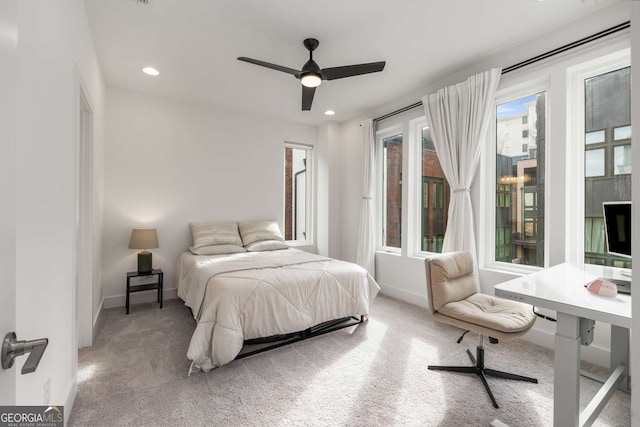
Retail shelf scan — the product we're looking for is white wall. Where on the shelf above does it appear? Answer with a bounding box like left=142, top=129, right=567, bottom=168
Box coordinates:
left=316, top=121, right=342, bottom=258
left=326, top=121, right=345, bottom=260
left=14, top=0, right=105, bottom=416
left=337, top=118, right=365, bottom=264
left=101, top=88, right=318, bottom=307
left=335, top=2, right=631, bottom=367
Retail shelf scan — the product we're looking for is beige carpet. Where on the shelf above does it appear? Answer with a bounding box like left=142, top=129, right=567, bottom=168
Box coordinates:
left=68, top=294, right=630, bottom=426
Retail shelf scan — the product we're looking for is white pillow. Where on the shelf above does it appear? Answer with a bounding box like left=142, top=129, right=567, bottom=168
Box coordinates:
left=189, top=245, right=246, bottom=255
left=244, top=240, right=289, bottom=252
left=190, top=222, right=243, bottom=249
left=238, top=220, right=284, bottom=246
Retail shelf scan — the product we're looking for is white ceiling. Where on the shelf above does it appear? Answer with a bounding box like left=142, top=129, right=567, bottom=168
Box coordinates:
left=85, top=0, right=618, bottom=126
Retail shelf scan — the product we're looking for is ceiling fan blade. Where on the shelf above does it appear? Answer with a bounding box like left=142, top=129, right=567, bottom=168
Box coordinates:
left=302, top=86, right=316, bottom=111
left=322, top=61, right=386, bottom=80
left=237, top=57, right=300, bottom=77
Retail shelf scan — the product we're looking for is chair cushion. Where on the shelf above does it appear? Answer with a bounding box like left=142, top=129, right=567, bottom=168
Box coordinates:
left=429, top=251, right=477, bottom=311
left=437, top=293, right=535, bottom=333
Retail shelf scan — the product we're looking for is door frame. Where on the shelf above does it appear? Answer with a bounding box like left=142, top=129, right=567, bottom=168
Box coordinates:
left=0, top=0, right=18, bottom=406
left=75, top=69, right=95, bottom=349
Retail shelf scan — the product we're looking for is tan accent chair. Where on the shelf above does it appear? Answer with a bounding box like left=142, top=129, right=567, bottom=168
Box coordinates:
left=425, top=251, right=537, bottom=408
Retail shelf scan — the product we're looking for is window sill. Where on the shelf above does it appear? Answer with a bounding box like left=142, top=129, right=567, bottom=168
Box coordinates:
left=410, top=251, right=448, bottom=260
left=482, top=261, right=543, bottom=277
left=375, top=249, right=401, bottom=256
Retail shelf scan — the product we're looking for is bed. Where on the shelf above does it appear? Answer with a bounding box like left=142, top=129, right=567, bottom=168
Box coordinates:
left=176, top=220, right=380, bottom=372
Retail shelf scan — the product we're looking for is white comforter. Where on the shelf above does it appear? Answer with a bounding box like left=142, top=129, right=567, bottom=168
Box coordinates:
left=176, top=248, right=380, bottom=371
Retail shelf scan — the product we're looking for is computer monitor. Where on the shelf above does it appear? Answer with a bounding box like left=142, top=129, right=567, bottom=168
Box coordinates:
left=603, top=201, right=632, bottom=259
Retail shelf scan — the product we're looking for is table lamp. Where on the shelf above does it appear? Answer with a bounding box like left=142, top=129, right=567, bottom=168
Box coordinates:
left=128, top=228, right=159, bottom=273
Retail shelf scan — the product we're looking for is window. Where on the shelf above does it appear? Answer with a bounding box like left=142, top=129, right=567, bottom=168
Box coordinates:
left=381, top=133, right=402, bottom=249
left=584, top=217, right=605, bottom=262
left=283, top=143, right=312, bottom=243
left=585, top=149, right=605, bottom=177
left=485, top=42, right=630, bottom=275
left=522, top=116, right=528, bottom=125
left=495, top=92, right=546, bottom=267
left=375, top=118, right=450, bottom=256
left=421, top=126, right=449, bottom=252
left=583, top=66, right=631, bottom=268
left=614, top=145, right=631, bottom=175
left=586, top=130, right=605, bottom=144
left=614, top=125, right=631, bottom=140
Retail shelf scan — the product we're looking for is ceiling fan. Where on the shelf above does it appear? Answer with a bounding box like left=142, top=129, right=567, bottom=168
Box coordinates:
left=238, top=38, right=386, bottom=111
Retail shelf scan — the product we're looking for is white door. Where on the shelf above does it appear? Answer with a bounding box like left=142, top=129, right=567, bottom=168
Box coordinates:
left=0, top=0, right=18, bottom=405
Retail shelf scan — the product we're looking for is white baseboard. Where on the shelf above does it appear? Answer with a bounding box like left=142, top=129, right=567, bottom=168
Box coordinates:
left=378, top=283, right=428, bottom=309
left=63, top=378, right=77, bottom=426
left=378, top=282, right=611, bottom=368
left=102, top=287, right=178, bottom=309
left=91, top=298, right=104, bottom=345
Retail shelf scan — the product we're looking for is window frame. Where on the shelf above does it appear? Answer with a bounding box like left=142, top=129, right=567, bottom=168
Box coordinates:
left=565, top=49, right=630, bottom=264
left=376, top=125, right=403, bottom=253
left=481, top=79, right=550, bottom=275
left=283, top=142, right=314, bottom=246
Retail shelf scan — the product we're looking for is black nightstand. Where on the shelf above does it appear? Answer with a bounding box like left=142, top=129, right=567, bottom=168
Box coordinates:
left=126, top=269, right=163, bottom=314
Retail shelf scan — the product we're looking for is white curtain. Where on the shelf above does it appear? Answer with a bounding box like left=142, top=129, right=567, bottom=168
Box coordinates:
left=356, top=118, right=376, bottom=277
left=422, top=68, right=501, bottom=273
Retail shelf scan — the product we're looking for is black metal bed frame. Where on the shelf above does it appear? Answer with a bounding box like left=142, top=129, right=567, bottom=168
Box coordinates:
left=235, top=315, right=366, bottom=360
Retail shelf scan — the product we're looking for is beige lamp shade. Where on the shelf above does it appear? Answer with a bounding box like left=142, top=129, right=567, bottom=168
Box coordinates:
left=128, top=228, right=159, bottom=250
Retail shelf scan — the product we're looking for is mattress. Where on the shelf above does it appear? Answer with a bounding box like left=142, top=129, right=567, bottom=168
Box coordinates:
left=176, top=248, right=380, bottom=370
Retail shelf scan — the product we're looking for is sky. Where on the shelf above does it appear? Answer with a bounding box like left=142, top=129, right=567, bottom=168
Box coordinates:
left=497, top=94, right=538, bottom=119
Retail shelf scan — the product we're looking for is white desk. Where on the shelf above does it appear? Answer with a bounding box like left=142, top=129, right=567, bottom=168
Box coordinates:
left=494, top=263, right=631, bottom=427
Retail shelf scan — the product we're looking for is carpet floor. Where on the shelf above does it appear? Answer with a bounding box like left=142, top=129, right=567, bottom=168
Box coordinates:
left=68, top=294, right=630, bottom=426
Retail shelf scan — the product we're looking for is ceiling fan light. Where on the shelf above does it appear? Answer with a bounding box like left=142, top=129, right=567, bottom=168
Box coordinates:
left=301, top=73, right=321, bottom=88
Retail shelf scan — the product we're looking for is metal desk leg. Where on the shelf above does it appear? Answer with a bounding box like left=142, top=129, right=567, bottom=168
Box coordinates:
left=610, top=324, right=630, bottom=392
left=554, top=312, right=581, bottom=427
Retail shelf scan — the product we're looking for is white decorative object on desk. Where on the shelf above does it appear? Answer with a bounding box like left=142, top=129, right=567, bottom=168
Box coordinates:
left=586, top=279, right=618, bottom=297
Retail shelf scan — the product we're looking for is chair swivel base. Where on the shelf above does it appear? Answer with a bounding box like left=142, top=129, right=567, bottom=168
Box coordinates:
left=428, top=345, right=538, bottom=408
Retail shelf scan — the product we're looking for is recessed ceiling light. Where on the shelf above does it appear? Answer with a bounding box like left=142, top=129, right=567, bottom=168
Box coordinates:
left=324, top=110, right=335, bottom=116
left=142, top=67, right=159, bottom=76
